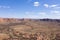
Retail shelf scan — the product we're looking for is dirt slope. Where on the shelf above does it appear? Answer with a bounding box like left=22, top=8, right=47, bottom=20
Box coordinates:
left=0, top=18, right=60, bottom=40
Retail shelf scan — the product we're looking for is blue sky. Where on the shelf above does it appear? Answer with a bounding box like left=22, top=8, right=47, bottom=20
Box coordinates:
left=0, top=0, right=60, bottom=19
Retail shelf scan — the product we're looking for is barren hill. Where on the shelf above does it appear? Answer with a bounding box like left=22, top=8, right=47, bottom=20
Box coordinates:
left=0, top=18, right=60, bottom=40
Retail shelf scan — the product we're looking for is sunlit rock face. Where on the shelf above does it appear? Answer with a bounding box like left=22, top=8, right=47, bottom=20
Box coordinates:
left=0, top=33, right=10, bottom=40
left=0, top=18, right=4, bottom=23
left=0, top=18, right=20, bottom=23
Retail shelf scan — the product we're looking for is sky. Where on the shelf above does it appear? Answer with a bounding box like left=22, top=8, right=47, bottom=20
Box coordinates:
left=0, top=0, right=60, bottom=19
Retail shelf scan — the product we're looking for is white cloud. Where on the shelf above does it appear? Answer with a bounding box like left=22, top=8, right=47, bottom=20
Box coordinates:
left=51, top=11, right=60, bottom=13
left=50, top=11, right=60, bottom=19
left=34, top=2, right=40, bottom=7
left=44, top=4, right=60, bottom=9
left=44, top=4, right=49, bottom=8
left=0, top=6, right=10, bottom=8
left=51, top=10, right=60, bottom=16
left=24, top=11, right=60, bottom=19
left=50, top=5, right=57, bottom=8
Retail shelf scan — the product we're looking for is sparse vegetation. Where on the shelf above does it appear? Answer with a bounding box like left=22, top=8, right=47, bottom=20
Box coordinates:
left=0, top=18, right=60, bottom=40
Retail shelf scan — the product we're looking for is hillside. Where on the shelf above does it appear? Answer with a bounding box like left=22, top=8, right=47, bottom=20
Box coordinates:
left=0, top=18, right=60, bottom=40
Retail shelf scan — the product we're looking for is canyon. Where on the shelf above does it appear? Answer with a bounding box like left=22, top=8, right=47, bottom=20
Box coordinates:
left=0, top=18, right=60, bottom=40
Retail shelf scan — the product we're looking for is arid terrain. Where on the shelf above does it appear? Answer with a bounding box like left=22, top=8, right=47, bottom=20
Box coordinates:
left=0, top=18, right=60, bottom=40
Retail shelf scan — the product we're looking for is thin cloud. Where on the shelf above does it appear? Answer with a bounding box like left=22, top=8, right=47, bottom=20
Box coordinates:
left=44, top=4, right=60, bottom=9
left=50, top=10, right=60, bottom=19
left=0, top=6, right=2, bottom=8
left=51, top=10, right=60, bottom=16
left=38, top=12, right=46, bottom=15
left=0, top=5, right=10, bottom=8
left=34, top=2, right=40, bottom=7
left=50, top=5, right=57, bottom=8
left=56, top=7, right=60, bottom=8
left=27, top=0, right=32, bottom=2
left=25, top=11, right=34, bottom=15
left=25, top=11, right=47, bottom=18
left=51, top=11, right=60, bottom=13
